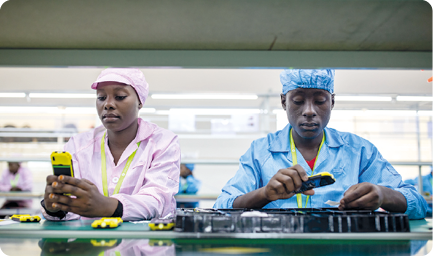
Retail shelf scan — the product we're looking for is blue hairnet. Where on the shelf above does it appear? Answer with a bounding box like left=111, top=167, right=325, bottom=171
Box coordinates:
left=185, top=164, right=195, bottom=171
left=280, top=69, right=335, bottom=95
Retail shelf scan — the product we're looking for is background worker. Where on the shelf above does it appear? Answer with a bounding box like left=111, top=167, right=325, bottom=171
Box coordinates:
left=177, top=163, right=201, bottom=208
left=0, top=162, right=33, bottom=208
left=214, top=69, right=427, bottom=220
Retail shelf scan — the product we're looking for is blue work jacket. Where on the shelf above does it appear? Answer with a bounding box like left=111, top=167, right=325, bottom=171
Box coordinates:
left=178, top=175, right=201, bottom=194
left=213, top=124, right=427, bottom=219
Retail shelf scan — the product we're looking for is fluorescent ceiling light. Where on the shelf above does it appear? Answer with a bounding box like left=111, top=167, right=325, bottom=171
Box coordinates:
left=0, top=106, right=156, bottom=115
left=396, top=96, right=433, bottom=102
left=273, top=109, right=285, bottom=114
left=139, top=108, right=156, bottom=113
left=331, top=110, right=432, bottom=117
left=0, top=106, right=96, bottom=114
left=29, top=93, right=95, bottom=99
left=151, top=94, right=258, bottom=100
left=155, top=110, right=170, bottom=115
left=170, top=108, right=261, bottom=115
left=335, top=96, right=392, bottom=102
left=418, top=111, right=433, bottom=116
left=274, top=109, right=432, bottom=117
left=0, top=93, right=26, bottom=98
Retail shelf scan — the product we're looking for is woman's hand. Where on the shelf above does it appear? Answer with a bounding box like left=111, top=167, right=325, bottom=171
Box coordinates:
left=44, top=175, right=118, bottom=217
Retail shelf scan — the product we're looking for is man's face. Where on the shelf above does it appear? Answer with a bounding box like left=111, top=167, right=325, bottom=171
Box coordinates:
left=96, top=82, right=142, bottom=133
left=8, top=162, right=20, bottom=174
left=281, top=88, right=334, bottom=139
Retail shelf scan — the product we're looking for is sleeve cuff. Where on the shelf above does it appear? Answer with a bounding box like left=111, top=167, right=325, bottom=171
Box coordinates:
left=394, top=188, right=426, bottom=219
left=40, top=199, right=68, bottom=219
left=111, top=200, right=123, bottom=218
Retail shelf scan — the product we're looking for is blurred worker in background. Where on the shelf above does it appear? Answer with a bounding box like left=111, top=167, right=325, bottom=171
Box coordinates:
left=404, top=166, right=433, bottom=196
left=177, top=163, right=201, bottom=208
left=0, top=162, right=33, bottom=208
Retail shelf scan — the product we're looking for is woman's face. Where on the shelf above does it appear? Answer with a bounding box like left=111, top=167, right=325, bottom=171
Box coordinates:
left=96, top=82, right=142, bottom=132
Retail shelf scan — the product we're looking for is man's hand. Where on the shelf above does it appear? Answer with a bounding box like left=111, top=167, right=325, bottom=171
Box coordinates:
left=338, top=182, right=383, bottom=210
left=233, top=164, right=314, bottom=209
left=263, top=164, right=314, bottom=201
left=44, top=175, right=118, bottom=217
left=339, top=182, right=407, bottom=213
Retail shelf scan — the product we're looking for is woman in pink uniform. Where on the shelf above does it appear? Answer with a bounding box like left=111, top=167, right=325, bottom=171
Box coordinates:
left=41, top=68, right=180, bottom=221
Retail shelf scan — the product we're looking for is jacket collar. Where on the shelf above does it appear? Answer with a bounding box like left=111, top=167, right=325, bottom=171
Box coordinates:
left=268, top=124, right=345, bottom=152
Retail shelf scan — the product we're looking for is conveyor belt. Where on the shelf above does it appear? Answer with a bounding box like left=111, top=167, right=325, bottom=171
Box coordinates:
left=175, top=208, right=410, bottom=233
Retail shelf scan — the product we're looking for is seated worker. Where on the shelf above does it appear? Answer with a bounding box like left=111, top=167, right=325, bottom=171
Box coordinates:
left=214, top=69, right=427, bottom=220
left=177, top=163, right=201, bottom=208
left=404, top=167, right=433, bottom=197
left=41, top=68, right=180, bottom=221
left=0, top=162, right=33, bottom=208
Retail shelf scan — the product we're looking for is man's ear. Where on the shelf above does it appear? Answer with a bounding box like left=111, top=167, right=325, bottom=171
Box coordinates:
left=138, top=102, right=142, bottom=109
left=280, top=93, right=287, bottom=110
left=331, top=93, right=335, bottom=110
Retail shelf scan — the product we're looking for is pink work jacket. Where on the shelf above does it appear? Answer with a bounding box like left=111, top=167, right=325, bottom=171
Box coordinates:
left=42, top=118, right=180, bottom=221
left=0, top=166, right=33, bottom=192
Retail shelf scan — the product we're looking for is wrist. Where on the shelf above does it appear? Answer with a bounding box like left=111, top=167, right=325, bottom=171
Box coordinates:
left=103, top=197, right=120, bottom=217
left=261, top=186, right=272, bottom=202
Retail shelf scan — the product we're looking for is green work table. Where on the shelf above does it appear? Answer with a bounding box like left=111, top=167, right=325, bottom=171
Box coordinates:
left=0, top=219, right=430, bottom=255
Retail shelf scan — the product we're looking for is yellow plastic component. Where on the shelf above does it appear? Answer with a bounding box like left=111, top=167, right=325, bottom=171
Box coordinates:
left=10, top=214, right=41, bottom=222
left=148, top=240, right=174, bottom=246
left=50, top=151, right=75, bottom=177
left=91, top=217, right=123, bottom=229
left=310, top=172, right=334, bottom=179
left=149, top=222, right=175, bottom=231
left=90, top=239, right=119, bottom=247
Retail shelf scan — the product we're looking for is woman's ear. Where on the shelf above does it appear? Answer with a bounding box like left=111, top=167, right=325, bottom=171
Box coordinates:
left=138, top=103, right=142, bottom=109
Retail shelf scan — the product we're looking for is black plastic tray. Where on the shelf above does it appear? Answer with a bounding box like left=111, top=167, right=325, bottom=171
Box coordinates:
left=174, top=208, right=410, bottom=233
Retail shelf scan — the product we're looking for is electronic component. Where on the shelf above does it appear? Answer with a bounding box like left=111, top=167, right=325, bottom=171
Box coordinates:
left=294, top=172, right=335, bottom=193
left=91, top=217, right=123, bottom=229
left=10, top=214, right=41, bottom=222
left=149, top=218, right=175, bottom=231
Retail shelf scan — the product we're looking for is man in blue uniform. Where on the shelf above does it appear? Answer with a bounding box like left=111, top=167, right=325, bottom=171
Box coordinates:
left=214, top=69, right=427, bottom=219
left=177, top=164, right=201, bottom=208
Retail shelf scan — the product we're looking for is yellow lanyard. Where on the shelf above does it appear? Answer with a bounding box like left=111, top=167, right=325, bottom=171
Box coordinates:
left=10, top=173, right=19, bottom=187
left=101, top=132, right=141, bottom=197
left=290, top=128, right=325, bottom=208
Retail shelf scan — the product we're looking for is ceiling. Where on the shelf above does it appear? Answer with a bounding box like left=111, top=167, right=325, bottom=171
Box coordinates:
left=0, top=0, right=431, bottom=111
left=0, top=0, right=430, bottom=51
left=0, top=0, right=431, bottom=68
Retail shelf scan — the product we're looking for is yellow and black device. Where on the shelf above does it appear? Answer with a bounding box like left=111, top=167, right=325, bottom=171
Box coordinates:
left=10, top=214, right=41, bottom=222
left=149, top=218, right=175, bottom=231
left=294, top=172, right=336, bottom=193
left=50, top=151, right=74, bottom=178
